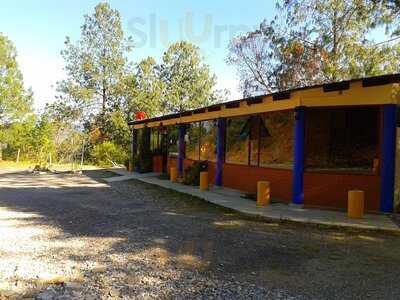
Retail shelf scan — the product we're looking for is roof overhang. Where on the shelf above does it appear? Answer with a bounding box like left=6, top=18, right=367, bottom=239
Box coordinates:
left=130, top=74, right=400, bottom=129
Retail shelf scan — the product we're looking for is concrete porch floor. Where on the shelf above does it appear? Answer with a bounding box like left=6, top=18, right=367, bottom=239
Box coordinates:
left=107, top=168, right=400, bottom=233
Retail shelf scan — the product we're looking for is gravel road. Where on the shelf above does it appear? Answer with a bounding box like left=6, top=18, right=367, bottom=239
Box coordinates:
left=0, top=169, right=399, bottom=299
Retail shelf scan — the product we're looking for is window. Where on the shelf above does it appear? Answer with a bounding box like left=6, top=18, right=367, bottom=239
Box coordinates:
left=250, top=139, right=259, bottom=166
left=226, top=117, right=249, bottom=165
left=226, top=112, right=294, bottom=167
left=185, top=122, right=201, bottom=160
left=249, top=117, right=261, bottom=166
left=150, top=128, right=160, bottom=154
left=259, top=111, right=294, bottom=167
left=135, top=128, right=142, bottom=156
left=305, top=107, right=379, bottom=170
left=200, top=120, right=217, bottom=161
left=185, top=121, right=217, bottom=161
left=168, top=126, right=179, bottom=156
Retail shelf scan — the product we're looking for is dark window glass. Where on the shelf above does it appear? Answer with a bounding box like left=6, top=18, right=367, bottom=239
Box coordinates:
left=150, top=128, right=160, bottom=153
left=249, top=140, right=258, bottom=166
left=168, top=126, right=179, bottom=155
left=185, top=123, right=201, bottom=160
left=200, top=120, right=217, bottom=161
left=136, top=128, right=142, bottom=155
left=259, top=111, right=294, bottom=167
left=305, top=107, right=379, bottom=169
left=226, top=117, right=249, bottom=165
left=249, top=117, right=261, bottom=166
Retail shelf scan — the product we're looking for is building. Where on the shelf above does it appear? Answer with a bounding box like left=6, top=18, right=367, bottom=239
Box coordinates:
left=129, top=74, right=400, bottom=213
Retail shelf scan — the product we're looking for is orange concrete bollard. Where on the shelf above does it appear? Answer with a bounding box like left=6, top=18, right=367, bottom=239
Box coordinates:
left=257, top=181, right=271, bottom=207
left=170, top=167, right=178, bottom=183
left=200, top=172, right=209, bottom=191
left=348, top=190, right=365, bottom=219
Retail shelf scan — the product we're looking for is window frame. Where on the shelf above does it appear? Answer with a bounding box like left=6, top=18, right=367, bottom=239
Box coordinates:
left=185, top=122, right=202, bottom=161
left=225, top=112, right=294, bottom=169
left=225, top=116, right=251, bottom=166
left=200, top=119, right=217, bottom=162
left=304, top=106, right=380, bottom=173
left=184, top=120, right=218, bottom=162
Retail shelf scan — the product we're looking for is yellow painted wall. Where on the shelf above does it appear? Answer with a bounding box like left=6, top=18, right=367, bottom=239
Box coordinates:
left=133, top=82, right=398, bottom=129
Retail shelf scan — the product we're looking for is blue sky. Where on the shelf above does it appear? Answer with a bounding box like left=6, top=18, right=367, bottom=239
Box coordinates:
left=0, top=0, right=276, bottom=110
left=1, top=1, right=390, bottom=111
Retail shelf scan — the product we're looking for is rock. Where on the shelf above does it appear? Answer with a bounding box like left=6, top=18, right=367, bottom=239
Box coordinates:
left=64, top=282, right=83, bottom=291
left=91, top=266, right=107, bottom=274
left=22, top=290, right=40, bottom=299
left=36, top=287, right=58, bottom=300
left=83, top=295, right=98, bottom=300
left=108, top=287, right=120, bottom=298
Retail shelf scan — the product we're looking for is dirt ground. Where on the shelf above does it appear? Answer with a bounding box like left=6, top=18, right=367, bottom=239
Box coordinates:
left=0, top=169, right=400, bottom=299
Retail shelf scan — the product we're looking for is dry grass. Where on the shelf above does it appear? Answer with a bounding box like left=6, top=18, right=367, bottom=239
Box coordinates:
left=0, top=160, right=100, bottom=172
left=0, top=160, right=33, bottom=169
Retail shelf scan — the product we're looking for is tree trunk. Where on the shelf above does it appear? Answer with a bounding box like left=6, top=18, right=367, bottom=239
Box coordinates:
left=331, top=10, right=338, bottom=81
left=102, top=85, right=106, bottom=114
left=101, top=47, right=107, bottom=115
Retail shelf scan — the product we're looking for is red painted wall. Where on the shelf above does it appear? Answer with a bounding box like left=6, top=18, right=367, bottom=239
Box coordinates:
left=152, top=155, right=163, bottom=173
left=304, top=171, right=381, bottom=211
left=167, top=157, right=381, bottom=211
left=222, top=164, right=293, bottom=202
left=208, top=161, right=216, bottom=184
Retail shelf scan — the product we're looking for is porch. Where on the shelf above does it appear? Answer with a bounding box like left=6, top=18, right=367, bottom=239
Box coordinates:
left=107, top=168, right=400, bottom=232
left=130, top=75, right=400, bottom=213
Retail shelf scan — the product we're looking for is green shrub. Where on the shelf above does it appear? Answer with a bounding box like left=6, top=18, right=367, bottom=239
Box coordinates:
left=91, top=141, right=128, bottom=167
left=183, top=161, right=208, bottom=186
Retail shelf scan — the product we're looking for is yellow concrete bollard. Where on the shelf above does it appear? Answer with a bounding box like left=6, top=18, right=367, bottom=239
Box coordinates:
left=200, top=171, right=209, bottom=191
left=348, top=190, right=365, bottom=219
left=170, top=167, right=178, bottom=183
left=128, top=162, right=133, bottom=172
left=257, top=181, right=271, bottom=207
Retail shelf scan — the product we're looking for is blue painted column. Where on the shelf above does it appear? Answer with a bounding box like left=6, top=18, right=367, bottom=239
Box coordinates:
left=293, top=107, right=305, bottom=204
left=380, top=104, right=397, bottom=213
left=216, top=118, right=226, bottom=186
left=178, top=125, right=186, bottom=177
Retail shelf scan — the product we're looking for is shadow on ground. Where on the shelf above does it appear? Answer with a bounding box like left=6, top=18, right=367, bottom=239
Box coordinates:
left=0, top=169, right=400, bottom=299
